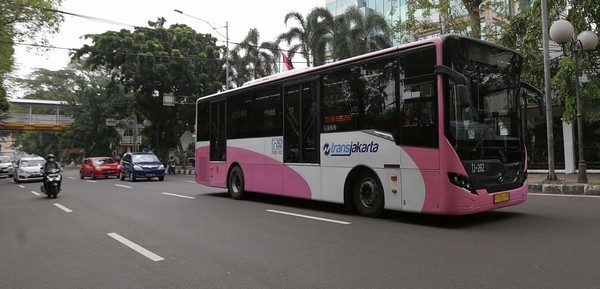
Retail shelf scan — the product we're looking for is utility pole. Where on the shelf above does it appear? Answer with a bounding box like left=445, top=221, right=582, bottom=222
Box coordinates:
left=541, top=0, right=557, bottom=180
left=174, top=9, right=229, bottom=90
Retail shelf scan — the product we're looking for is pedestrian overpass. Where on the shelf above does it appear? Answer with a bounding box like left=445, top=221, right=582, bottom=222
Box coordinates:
left=0, top=99, right=74, bottom=131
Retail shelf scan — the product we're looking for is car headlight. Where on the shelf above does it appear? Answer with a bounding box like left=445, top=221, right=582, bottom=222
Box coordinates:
left=133, top=165, right=142, bottom=170
left=158, top=164, right=165, bottom=169
left=94, top=165, right=101, bottom=170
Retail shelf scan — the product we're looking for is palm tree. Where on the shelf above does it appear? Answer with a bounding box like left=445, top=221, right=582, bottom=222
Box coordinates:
left=278, top=7, right=334, bottom=67
left=230, top=28, right=279, bottom=86
left=332, top=6, right=393, bottom=60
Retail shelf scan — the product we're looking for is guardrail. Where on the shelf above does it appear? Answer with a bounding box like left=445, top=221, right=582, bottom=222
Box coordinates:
left=3, top=113, right=74, bottom=125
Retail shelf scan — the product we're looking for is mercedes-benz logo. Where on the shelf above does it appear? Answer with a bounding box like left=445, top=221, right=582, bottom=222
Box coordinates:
left=497, top=172, right=505, bottom=184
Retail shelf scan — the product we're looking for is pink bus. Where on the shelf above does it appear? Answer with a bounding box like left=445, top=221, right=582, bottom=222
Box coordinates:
left=194, top=35, right=539, bottom=217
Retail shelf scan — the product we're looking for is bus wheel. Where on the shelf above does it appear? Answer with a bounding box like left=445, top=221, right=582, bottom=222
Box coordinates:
left=228, top=166, right=246, bottom=200
left=353, top=171, right=384, bottom=217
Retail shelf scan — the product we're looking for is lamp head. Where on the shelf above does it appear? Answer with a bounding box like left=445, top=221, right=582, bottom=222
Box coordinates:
left=550, top=19, right=575, bottom=44
left=577, top=31, right=599, bottom=51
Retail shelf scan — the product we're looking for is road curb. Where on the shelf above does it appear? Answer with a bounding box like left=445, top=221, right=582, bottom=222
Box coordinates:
left=528, top=183, right=600, bottom=196
left=175, top=169, right=195, bottom=175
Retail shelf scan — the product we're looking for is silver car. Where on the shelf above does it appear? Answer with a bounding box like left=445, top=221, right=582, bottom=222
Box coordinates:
left=13, top=157, right=46, bottom=183
left=0, top=156, right=13, bottom=178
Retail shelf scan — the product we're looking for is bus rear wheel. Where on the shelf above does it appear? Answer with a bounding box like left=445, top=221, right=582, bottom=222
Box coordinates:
left=353, top=171, right=384, bottom=217
left=228, top=166, right=246, bottom=200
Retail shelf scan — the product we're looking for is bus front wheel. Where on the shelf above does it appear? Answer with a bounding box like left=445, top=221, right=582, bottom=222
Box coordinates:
left=228, top=166, right=246, bottom=200
left=353, top=171, right=384, bottom=217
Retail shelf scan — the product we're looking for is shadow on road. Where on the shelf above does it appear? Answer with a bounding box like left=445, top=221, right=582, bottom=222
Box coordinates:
left=383, top=210, right=528, bottom=228
left=203, top=191, right=529, bottom=228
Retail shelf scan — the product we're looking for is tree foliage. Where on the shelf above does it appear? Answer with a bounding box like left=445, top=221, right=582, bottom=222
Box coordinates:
left=71, top=19, right=224, bottom=161
left=277, top=6, right=393, bottom=67
left=230, top=28, right=280, bottom=86
left=332, top=6, right=392, bottom=60
left=499, top=0, right=600, bottom=123
left=0, top=0, right=64, bottom=114
left=278, top=7, right=335, bottom=67
left=399, top=0, right=508, bottom=41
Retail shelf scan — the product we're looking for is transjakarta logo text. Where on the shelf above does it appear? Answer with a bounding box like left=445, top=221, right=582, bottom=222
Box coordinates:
left=323, top=141, right=379, bottom=156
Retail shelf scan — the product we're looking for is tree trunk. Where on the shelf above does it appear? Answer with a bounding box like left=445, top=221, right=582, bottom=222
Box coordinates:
left=462, top=0, right=482, bottom=39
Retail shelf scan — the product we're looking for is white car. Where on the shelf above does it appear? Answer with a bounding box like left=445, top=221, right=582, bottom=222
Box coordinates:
left=13, top=157, right=46, bottom=183
left=0, top=156, right=13, bottom=178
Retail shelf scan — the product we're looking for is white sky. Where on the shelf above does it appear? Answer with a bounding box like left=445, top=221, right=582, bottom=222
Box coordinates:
left=11, top=0, right=326, bottom=79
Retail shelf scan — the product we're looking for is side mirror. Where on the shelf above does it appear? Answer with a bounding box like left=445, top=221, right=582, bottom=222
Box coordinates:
left=435, top=65, right=471, bottom=108
left=457, top=84, right=471, bottom=108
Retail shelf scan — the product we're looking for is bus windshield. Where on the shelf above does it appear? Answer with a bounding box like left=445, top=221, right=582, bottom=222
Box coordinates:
left=444, top=37, right=523, bottom=162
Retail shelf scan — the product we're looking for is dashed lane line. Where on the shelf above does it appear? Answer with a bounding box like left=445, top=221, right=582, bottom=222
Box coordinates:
left=161, top=192, right=195, bottom=199
left=115, top=184, right=132, bottom=189
left=53, top=203, right=73, bottom=213
left=266, top=209, right=351, bottom=225
left=107, top=232, right=164, bottom=262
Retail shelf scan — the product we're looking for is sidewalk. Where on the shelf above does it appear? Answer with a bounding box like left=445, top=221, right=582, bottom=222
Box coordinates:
left=173, top=166, right=600, bottom=196
left=527, top=172, right=600, bottom=196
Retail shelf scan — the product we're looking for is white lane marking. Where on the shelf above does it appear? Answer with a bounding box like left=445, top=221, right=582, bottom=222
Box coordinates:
left=185, top=181, right=196, bottom=184
left=107, top=233, right=164, bottom=262
left=53, top=203, right=73, bottom=213
left=267, top=209, right=351, bottom=225
left=115, top=184, right=132, bottom=189
left=19, top=185, right=25, bottom=188
left=530, top=193, right=600, bottom=198
left=30, top=190, right=41, bottom=196
left=86, top=180, right=97, bottom=183
left=161, top=192, right=195, bottom=199
left=68, top=177, right=76, bottom=180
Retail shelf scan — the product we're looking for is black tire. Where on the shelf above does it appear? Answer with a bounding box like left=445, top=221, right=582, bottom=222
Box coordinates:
left=228, top=166, right=246, bottom=200
left=51, top=186, right=59, bottom=196
left=129, top=171, right=136, bottom=182
left=353, top=171, right=385, bottom=218
left=119, top=172, right=125, bottom=181
left=79, top=171, right=84, bottom=180
left=158, top=176, right=164, bottom=181
left=92, top=173, right=96, bottom=180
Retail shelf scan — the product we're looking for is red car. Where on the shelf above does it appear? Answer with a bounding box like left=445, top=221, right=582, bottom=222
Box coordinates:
left=80, top=157, right=121, bottom=179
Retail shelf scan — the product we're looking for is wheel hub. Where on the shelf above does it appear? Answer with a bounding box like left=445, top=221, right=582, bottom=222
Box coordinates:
left=359, top=179, right=378, bottom=207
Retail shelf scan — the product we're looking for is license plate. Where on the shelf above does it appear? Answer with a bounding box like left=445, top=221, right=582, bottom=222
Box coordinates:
left=146, top=174, right=155, bottom=177
left=105, top=170, right=114, bottom=174
left=493, top=192, right=510, bottom=204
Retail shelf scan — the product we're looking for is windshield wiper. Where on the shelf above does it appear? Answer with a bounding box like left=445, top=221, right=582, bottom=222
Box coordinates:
left=472, top=122, right=495, bottom=156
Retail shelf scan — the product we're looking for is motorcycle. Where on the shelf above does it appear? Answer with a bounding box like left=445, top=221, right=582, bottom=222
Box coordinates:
left=41, top=168, right=62, bottom=198
left=167, top=161, right=176, bottom=174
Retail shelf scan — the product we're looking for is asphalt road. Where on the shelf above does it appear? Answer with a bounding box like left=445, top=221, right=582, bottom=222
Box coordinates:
left=1, top=169, right=600, bottom=289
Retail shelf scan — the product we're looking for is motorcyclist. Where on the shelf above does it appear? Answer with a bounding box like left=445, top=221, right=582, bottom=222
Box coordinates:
left=167, top=154, right=176, bottom=174
left=42, top=154, right=63, bottom=192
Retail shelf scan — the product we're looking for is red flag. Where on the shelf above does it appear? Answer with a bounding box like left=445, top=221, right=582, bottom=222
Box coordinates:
left=281, top=52, right=294, bottom=72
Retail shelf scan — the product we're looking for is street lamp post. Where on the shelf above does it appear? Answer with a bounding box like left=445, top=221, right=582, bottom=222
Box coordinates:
left=549, top=19, right=599, bottom=183
left=174, top=9, right=229, bottom=90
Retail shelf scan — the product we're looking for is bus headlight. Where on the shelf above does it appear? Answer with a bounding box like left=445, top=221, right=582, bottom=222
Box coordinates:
left=448, top=172, right=476, bottom=194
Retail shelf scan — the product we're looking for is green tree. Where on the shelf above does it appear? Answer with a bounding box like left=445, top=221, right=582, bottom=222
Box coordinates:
left=62, top=65, right=124, bottom=158
left=14, top=130, right=65, bottom=160
left=230, top=28, right=280, bottom=86
left=400, top=0, right=508, bottom=41
left=278, top=7, right=334, bottom=67
left=72, top=19, right=223, bottom=163
left=332, top=6, right=392, bottom=60
left=0, top=0, right=64, bottom=113
left=499, top=0, right=600, bottom=123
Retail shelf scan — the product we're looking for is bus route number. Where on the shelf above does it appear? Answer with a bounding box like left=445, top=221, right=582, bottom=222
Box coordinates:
left=471, top=163, right=486, bottom=173
left=323, top=124, right=337, bottom=132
